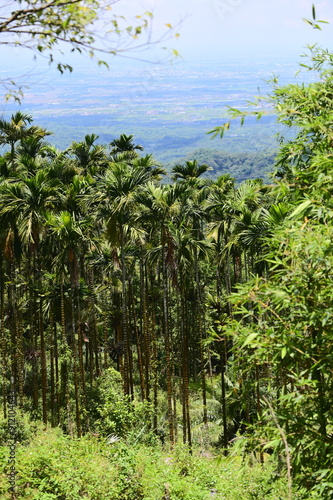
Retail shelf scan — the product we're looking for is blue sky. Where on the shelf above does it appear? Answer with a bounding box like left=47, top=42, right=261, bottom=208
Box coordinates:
left=1, top=0, right=333, bottom=69
left=0, top=0, right=332, bottom=94
left=127, top=0, right=333, bottom=60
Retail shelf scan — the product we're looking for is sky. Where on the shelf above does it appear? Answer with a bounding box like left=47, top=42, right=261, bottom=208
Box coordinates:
left=109, top=0, right=333, bottom=61
left=1, top=0, right=333, bottom=72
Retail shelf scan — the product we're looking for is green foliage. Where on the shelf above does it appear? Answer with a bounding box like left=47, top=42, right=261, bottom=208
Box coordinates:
left=225, top=221, right=333, bottom=497
left=3, top=24, right=333, bottom=498
left=1, top=428, right=121, bottom=499
left=215, top=42, right=333, bottom=499
left=0, top=408, right=41, bottom=446
left=182, top=149, right=277, bottom=182
left=91, top=368, right=154, bottom=442
left=0, top=424, right=295, bottom=500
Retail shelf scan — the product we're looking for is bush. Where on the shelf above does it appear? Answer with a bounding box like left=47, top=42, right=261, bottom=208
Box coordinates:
left=0, top=427, right=144, bottom=500
left=0, top=423, right=301, bottom=500
left=0, top=407, right=41, bottom=445
left=92, top=368, right=154, bottom=443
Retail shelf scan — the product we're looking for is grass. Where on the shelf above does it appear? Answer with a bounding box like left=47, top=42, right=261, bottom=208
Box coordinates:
left=0, top=424, right=309, bottom=500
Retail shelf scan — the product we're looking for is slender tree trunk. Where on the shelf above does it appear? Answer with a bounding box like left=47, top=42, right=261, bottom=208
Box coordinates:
left=9, top=266, right=17, bottom=409
left=141, top=258, right=151, bottom=401
left=233, top=250, right=242, bottom=287
left=1, top=256, right=7, bottom=419
left=121, top=232, right=129, bottom=395
left=128, top=337, right=134, bottom=401
left=50, top=311, right=60, bottom=426
left=129, top=280, right=145, bottom=400
left=76, top=282, right=87, bottom=432
left=71, top=286, right=82, bottom=437
left=199, top=314, right=208, bottom=426
left=54, top=321, right=60, bottom=425
left=151, top=304, right=158, bottom=432
left=88, top=268, right=99, bottom=377
left=184, top=304, right=192, bottom=452
left=220, top=338, right=228, bottom=455
left=162, top=234, right=174, bottom=446
left=60, top=283, right=71, bottom=430
left=181, top=288, right=191, bottom=450
left=18, top=271, right=25, bottom=408
left=39, top=297, right=47, bottom=424
left=255, top=364, right=264, bottom=463
left=180, top=292, right=187, bottom=444
left=102, top=291, right=109, bottom=370
left=68, top=253, right=83, bottom=437
left=29, top=266, right=39, bottom=412
left=195, top=253, right=207, bottom=427
left=50, top=343, right=55, bottom=427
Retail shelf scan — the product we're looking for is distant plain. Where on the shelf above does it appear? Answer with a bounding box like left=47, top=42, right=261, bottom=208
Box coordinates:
left=1, top=56, right=315, bottom=179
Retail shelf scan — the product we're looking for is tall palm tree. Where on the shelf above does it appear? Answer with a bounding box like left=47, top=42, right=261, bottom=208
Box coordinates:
left=172, top=160, right=211, bottom=185
left=174, top=161, right=212, bottom=431
left=0, top=168, right=58, bottom=421
left=66, top=134, right=107, bottom=177
left=0, top=112, right=49, bottom=162
left=95, top=161, right=150, bottom=395
left=139, top=183, right=182, bottom=445
left=46, top=210, right=92, bottom=435
left=109, top=134, right=144, bottom=162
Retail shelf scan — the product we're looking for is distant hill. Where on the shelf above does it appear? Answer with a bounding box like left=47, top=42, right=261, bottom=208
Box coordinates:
left=2, top=57, right=303, bottom=181
left=178, top=148, right=278, bottom=182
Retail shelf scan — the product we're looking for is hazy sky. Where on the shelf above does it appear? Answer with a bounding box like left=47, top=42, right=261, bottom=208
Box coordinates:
left=0, top=0, right=332, bottom=75
left=111, top=0, right=333, bottom=61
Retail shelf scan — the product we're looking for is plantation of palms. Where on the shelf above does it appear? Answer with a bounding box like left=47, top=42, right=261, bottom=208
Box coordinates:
left=1, top=41, right=333, bottom=499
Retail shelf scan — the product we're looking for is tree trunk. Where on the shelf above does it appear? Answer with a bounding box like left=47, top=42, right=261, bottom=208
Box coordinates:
left=162, top=234, right=174, bottom=446
left=1, top=256, right=7, bottom=419
left=60, top=283, right=71, bottom=431
left=72, top=291, right=82, bottom=437
left=39, top=297, right=48, bottom=424
left=220, top=338, right=228, bottom=455
left=88, top=268, right=99, bottom=378
left=129, top=280, right=145, bottom=400
left=121, top=232, right=129, bottom=395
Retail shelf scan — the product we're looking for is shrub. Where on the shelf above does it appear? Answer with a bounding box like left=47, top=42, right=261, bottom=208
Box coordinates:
left=92, top=367, right=154, bottom=442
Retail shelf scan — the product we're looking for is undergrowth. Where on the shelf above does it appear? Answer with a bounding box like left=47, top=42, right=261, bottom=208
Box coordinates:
left=0, top=424, right=310, bottom=500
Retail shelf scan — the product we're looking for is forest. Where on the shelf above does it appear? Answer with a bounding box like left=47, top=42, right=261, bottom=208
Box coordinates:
left=181, top=149, right=277, bottom=182
left=1, top=23, right=333, bottom=500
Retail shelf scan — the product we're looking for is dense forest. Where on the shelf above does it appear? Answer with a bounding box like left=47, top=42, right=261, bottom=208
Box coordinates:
left=1, top=38, right=333, bottom=500
left=181, top=149, right=277, bottom=182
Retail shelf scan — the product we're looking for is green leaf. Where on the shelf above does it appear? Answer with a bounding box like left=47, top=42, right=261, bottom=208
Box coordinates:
left=263, top=439, right=280, bottom=450
left=288, top=199, right=312, bottom=219
left=98, top=60, right=109, bottom=69
left=241, top=332, right=259, bottom=348
left=312, top=4, right=316, bottom=20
